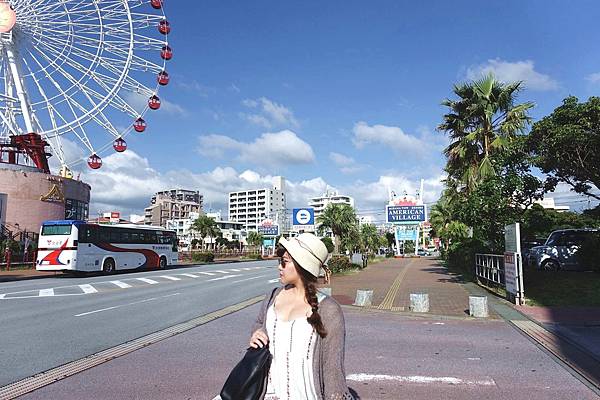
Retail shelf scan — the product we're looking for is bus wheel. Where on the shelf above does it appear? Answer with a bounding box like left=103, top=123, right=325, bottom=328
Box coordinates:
left=103, top=258, right=116, bottom=274
left=159, top=256, right=167, bottom=269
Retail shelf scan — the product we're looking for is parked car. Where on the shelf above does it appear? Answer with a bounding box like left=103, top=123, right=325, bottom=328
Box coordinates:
left=521, top=239, right=546, bottom=267
left=528, top=229, right=600, bottom=271
left=417, top=248, right=430, bottom=257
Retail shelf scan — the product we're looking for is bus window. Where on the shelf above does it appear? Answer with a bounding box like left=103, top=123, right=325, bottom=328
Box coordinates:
left=110, top=230, right=120, bottom=243
left=79, top=225, right=97, bottom=243
left=121, top=232, right=130, bottom=243
left=99, top=227, right=110, bottom=243
left=131, top=232, right=141, bottom=243
left=42, top=224, right=72, bottom=236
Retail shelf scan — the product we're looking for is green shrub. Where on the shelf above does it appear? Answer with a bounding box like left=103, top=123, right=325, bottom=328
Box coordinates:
left=320, top=237, right=335, bottom=253
left=446, top=238, right=487, bottom=280
left=328, top=256, right=355, bottom=274
left=191, top=252, right=214, bottom=263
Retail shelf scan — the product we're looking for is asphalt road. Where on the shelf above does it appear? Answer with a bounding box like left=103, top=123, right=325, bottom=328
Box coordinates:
left=0, top=260, right=279, bottom=387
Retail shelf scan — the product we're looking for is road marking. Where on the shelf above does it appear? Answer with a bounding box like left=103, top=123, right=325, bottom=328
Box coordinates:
left=268, top=278, right=280, bottom=283
left=78, top=284, right=98, bottom=294
left=136, top=278, right=159, bottom=285
left=378, top=260, right=412, bottom=310
left=75, top=293, right=181, bottom=317
left=207, top=274, right=242, bottom=282
left=39, top=288, right=54, bottom=297
left=0, top=294, right=5, bottom=299
left=159, top=275, right=181, bottom=281
left=213, top=270, right=229, bottom=274
left=110, top=280, right=132, bottom=289
left=196, top=271, right=216, bottom=276
left=230, top=274, right=272, bottom=284
left=179, top=273, right=199, bottom=278
left=346, top=373, right=496, bottom=386
left=229, top=268, right=241, bottom=272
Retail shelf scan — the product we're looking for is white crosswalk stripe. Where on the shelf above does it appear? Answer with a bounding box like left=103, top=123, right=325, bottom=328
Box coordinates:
left=213, top=270, right=229, bottom=274
left=159, top=275, right=181, bottom=281
left=110, top=280, right=132, bottom=289
left=229, top=268, right=241, bottom=272
left=79, top=284, right=98, bottom=294
left=136, top=278, right=159, bottom=285
left=179, top=273, right=199, bottom=278
left=39, top=288, right=54, bottom=297
left=196, top=271, right=215, bottom=276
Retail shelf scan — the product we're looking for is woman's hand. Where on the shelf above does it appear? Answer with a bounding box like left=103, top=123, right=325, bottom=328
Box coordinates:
left=249, top=329, right=269, bottom=348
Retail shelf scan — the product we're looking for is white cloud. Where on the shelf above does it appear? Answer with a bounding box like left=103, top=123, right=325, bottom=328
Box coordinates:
left=585, top=72, right=600, bottom=84
left=466, top=59, right=558, bottom=91
left=197, top=130, right=315, bottom=167
left=242, top=97, right=299, bottom=129
left=329, top=152, right=365, bottom=174
left=175, top=80, right=213, bottom=97
left=352, top=121, right=427, bottom=154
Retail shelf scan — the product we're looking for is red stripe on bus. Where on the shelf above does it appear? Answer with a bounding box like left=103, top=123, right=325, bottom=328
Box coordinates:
left=94, top=243, right=160, bottom=268
left=40, top=240, right=69, bottom=266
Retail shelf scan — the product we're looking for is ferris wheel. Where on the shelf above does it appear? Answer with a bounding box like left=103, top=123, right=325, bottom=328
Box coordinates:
left=0, top=0, right=172, bottom=171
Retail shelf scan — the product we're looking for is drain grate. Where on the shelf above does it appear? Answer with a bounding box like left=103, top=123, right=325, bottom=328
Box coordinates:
left=0, top=295, right=264, bottom=400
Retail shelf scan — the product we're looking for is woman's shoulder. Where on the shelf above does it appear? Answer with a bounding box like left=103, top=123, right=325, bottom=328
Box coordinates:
left=318, top=294, right=343, bottom=315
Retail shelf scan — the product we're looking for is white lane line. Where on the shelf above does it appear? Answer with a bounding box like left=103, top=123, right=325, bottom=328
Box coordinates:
left=136, top=278, right=159, bottom=285
left=75, top=293, right=181, bottom=317
left=159, top=275, right=181, bottom=281
left=346, top=374, right=496, bottom=386
left=110, top=280, right=132, bottom=289
left=78, top=284, right=98, bottom=294
left=268, top=278, right=280, bottom=283
left=213, top=270, right=230, bottom=274
left=179, top=273, right=199, bottom=278
left=229, top=268, right=241, bottom=272
left=39, top=288, right=54, bottom=297
left=230, top=274, right=273, bottom=284
left=0, top=294, right=5, bottom=299
left=207, top=274, right=242, bottom=282
left=240, top=268, right=251, bottom=271
left=195, top=271, right=215, bottom=276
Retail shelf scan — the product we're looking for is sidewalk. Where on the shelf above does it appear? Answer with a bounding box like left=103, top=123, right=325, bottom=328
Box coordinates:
left=323, top=257, right=498, bottom=319
left=0, top=268, right=59, bottom=282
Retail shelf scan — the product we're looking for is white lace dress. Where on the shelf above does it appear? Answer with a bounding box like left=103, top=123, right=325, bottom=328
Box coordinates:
left=264, top=302, right=318, bottom=400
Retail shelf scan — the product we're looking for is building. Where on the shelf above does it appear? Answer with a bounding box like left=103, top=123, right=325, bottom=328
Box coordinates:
left=166, top=212, right=245, bottom=250
left=144, top=189, right=203, bottom=227
left=534, top=197, right=570, bottom=213
left=0, top=164, right=90, bottom=235
left=309, top=190, right=355, bottom=222
left=228, top=176, right=287, bottom=231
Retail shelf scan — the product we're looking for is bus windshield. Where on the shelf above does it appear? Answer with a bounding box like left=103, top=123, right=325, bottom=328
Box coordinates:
left=41, top=224, right=72, bottom=236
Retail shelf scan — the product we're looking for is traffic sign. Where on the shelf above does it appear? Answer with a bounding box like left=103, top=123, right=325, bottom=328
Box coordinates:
left=292, top=208, right=315, bottom=226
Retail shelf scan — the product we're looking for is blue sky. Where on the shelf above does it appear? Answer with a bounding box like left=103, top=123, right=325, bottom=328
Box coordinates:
left=80, top=1, right=600, bottom=218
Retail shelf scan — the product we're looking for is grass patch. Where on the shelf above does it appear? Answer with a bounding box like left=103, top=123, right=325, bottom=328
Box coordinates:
left=524, top=268, right=600, bottom=307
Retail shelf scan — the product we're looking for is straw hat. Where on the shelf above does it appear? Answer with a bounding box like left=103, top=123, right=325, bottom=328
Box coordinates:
left=278, top=233, right=328, bottom=278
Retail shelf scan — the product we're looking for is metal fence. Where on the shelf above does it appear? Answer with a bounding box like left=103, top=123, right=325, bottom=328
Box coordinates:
left=475, top=253, right=505, bottom=286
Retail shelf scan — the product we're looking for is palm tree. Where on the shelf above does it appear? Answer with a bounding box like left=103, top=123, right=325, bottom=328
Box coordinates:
left=438, top=73, right=534, bottom=190
left=358, top=224, right=380, bottom=268
left=429, top=196, right=469, bottom=250
left=190, top=215, right=221, bottom=251
left=317, top=203, right=357, bottom=254
left=246, top=231, right=264, bottom=250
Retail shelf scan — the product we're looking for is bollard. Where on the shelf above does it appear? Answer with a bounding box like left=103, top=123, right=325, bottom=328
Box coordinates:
left=409, top=293, right=429, bottom=312
left=354, top=289, right=373, bottom=307
left=319, top=287, right=332, bottom=297
left=469, top=296, right=488, bottom=318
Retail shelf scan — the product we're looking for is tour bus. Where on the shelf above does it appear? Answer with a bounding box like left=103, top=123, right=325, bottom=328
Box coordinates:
left=36, top=220, right=178, bottom=273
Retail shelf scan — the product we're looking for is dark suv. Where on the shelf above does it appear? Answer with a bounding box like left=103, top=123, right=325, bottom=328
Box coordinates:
left=528, top=229, right=600, bottom=271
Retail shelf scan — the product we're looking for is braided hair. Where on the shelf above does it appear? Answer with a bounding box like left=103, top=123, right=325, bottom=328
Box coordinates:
left=276, top=245, right=328, bottom=338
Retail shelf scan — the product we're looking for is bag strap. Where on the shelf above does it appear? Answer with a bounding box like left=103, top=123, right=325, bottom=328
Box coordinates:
left=266, top=287, right=277, bottom=307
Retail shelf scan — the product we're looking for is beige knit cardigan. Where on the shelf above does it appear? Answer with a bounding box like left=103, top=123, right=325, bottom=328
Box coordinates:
left=252, top=286, right=354, bottom=400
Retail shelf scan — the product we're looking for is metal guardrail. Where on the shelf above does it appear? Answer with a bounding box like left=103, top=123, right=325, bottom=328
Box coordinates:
left=475, top=253, right=505, bottom=286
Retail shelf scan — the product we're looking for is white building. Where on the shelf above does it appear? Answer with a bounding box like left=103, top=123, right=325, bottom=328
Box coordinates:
left=166, top=212, right=245, bottom=250
left=309, top=190, right=355, bottom=222
left=534, top=197, right=570, bottom=213
left=228, top=176, right=287, bottom=231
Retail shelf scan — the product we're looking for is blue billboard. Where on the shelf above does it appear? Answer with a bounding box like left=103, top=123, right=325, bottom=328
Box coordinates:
left=292, top=208, right=315, bottom=226
left=386, top=205, right=425, bottom=223
left=258, top=225, right=279, bottom=236
left=395, top=227, right=418, bottom=241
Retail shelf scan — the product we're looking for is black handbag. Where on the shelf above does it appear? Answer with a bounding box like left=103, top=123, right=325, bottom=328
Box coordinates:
left=220, top=289, right=277, bottom=400
left=219, top=345, right=272, bottom=400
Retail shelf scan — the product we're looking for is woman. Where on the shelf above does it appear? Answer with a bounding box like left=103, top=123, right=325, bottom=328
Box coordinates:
left=249, top=233, right=354, bottom=400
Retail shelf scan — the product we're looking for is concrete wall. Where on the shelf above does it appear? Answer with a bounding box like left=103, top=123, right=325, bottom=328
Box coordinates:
left=0, top=167, right=91, bottom=234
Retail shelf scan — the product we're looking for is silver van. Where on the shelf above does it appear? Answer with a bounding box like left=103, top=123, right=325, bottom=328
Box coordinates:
left=528, top=229, right=599, bottom=271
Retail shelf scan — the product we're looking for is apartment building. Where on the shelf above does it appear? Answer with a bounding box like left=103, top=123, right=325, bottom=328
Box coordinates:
left=309, top=190, right=355, bottom=222
left=144, top=189, right=203, bottom=227
left=228, top=176, right=286, bottom=231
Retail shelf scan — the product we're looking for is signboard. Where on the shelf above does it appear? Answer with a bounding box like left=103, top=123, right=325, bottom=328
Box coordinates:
left=505, top=223, right=521, bottom=253
left=504, top=252, right=519, bottom=295
left=386, top=205, right=425, bottom=223
left=292, top=208, right=315, bottom=226
left=395, top=226, right=418, bottom=241
left=258, top=225, right=279, bottom=236
left=262, top=238, right=275, bottom=247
